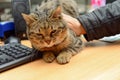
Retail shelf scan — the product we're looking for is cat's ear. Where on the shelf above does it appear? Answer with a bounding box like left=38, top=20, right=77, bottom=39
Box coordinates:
left=50, top=6, right=62, bottom=19
left=22, top=13, right=36, bottom=25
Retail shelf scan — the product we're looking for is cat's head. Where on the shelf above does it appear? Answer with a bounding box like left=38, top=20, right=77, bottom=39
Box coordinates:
left=22, top=4, right=68, bottom=50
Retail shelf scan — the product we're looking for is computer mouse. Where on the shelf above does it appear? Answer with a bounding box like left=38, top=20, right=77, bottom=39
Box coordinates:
left=4, top=36, right=21, bottom=44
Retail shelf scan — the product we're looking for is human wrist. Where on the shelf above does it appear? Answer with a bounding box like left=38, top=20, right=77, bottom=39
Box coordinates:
left=73, top=19, right=86, bottom=36
left=79, top=24, right=86, bottom=34
left=76, top=17, right=86, bottom=35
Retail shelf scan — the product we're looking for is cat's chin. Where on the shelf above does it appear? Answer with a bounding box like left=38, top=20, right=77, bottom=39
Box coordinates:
left=45, top=45, right=53, bottom=48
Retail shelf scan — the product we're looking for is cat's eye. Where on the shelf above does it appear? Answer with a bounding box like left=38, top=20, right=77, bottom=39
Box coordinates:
left=36, top=33, right=44, bottom=38
left=52, top=30, right=57, bottom=33
left=50, top=30, right=57, bottom=36
left=29, top=32, right=34, bottom=35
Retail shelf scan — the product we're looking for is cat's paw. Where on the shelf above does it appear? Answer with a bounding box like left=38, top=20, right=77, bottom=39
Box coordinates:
left=43, top=52, right=55, bottom=63
left=56, top=52, right=72, bottom=64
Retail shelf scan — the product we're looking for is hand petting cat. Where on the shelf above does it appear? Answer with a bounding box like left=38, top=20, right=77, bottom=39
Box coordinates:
left=62, top=13, right=86, bottom=36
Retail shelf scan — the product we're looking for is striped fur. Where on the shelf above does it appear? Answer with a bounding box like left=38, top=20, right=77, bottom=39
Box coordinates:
left=22, top=0, right=83, bottom=64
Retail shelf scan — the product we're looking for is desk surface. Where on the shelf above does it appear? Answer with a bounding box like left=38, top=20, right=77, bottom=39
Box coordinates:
left=0, top=40, right=120, bottom=80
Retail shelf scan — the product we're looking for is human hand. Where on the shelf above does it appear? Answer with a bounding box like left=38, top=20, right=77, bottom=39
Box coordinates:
left=62, top=13, right=86, bottom=36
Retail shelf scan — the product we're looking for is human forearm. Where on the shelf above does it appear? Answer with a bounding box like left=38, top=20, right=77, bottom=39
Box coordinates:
left=78, top=0, right=120, bottom=41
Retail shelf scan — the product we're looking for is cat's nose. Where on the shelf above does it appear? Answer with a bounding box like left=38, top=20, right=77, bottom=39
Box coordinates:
left=45, top=40, right=51, bottom=44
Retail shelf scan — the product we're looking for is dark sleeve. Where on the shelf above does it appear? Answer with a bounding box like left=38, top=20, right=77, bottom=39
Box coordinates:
left=78, top=0, right=120, bottom=41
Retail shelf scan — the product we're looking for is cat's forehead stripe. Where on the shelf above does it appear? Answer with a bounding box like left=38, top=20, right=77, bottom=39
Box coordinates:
left=38, top=21, right=56, bottom=30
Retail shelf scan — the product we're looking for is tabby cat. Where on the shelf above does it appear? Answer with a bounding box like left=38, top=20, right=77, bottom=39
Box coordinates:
left=22, top=0, right=83, bottom=64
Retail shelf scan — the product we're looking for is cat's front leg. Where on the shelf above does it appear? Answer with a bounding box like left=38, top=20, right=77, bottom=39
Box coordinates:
left=43, top=52, right=55, bottom=63
left=56, top=51, right=72, bottom=64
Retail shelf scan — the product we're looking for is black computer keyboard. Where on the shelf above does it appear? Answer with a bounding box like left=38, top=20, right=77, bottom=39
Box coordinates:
left=0, top=43, right=41, bottom=73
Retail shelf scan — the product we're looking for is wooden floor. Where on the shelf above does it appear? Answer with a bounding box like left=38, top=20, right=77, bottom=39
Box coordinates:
left=0, top=40, right=120, bottom=80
